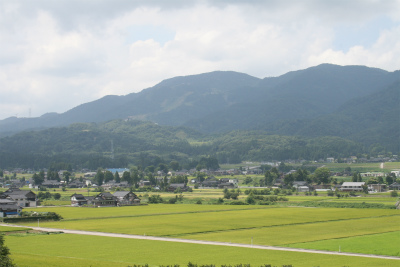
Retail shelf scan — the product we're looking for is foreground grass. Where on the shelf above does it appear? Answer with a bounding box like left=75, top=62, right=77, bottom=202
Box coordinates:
left=288, top=231, right=400, bottom=257
left=6, top=234, right=398, bottom=267
left=0, top=226, right=31, bottom=232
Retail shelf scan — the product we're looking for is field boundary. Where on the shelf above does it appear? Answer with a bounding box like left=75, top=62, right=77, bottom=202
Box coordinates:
left=2, top=224, right=399, bottom=261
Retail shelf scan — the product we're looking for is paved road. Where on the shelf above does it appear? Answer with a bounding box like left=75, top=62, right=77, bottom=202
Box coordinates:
left=2, top=224, right=399, bottom=261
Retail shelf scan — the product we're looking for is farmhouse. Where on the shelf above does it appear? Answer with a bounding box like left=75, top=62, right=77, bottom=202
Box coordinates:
left=360, top=172, right=385, bottom=178
left=368, top=184, right=387, bottom=192
left=70, top=193, right=88, bottom=206
left=293, top=181, right=309, bottom=192
left=0, top=188, right=37, bottom=207
left=0, top=199, right=22, bottom=217
left=168, top=183, right=188, bottom=192
left=389, top=182, right=400, bottom=190
left=113, top=191, right=140, bottom=205
left=340, top=182, right=365, bottom=191
left=41, top=180, right=63, bottom=188
left=89, top=192, right=118, bottom=207
left=68, top=180, right=85, bottom=188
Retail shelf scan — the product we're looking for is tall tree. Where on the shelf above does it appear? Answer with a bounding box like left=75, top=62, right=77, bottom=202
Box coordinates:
left=114, top=171, right=121, bottom=183
left=63, top=171, right=71, bottom=183
left=314, top=167, right=331, bottom=184
left=122, top=171, right=131, bottom=184
left=169, top=161, right=180, bottom=171
left=104, top=171, right=114, bottom=183
left=95, top=169, right=104, bottom=186
left=0, top=234, right=16, bottom=267
left=32, top=173, right=44, bottom=186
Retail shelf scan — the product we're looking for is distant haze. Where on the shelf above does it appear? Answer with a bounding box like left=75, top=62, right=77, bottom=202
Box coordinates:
left=1, top=0, right=399, bottom=120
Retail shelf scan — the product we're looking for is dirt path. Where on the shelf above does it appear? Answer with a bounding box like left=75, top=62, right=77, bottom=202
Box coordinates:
left=380, top=162, right=384, bottom=169
left=1, top=224, right=399, bottom=261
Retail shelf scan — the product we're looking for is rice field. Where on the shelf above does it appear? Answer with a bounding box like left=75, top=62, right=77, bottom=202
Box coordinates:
left=288, top=231, right=400, bottom=256
left=5, top=233, right=399, bottom=267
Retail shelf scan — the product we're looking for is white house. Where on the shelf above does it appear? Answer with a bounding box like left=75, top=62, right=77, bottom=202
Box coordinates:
left=340, top=182, right=365, bottom=191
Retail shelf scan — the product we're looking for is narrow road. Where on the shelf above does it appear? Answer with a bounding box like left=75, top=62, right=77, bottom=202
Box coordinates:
left=380, top=162, right=384, bottom=169
left=2, top=224, right=399, bottom=261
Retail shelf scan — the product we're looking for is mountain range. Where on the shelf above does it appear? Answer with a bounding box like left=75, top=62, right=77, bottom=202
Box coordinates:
left=0, top=63, right=399, bottom=166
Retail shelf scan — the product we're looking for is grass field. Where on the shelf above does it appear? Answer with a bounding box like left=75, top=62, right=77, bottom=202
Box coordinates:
left=16, top=206, right=400, bottom=256
left=5, top=234, right=399, bottom=267
left=288, top=231, right=400, bottom=256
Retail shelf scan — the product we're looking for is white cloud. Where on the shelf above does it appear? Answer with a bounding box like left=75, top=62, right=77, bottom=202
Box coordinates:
left=0, top=0, right=399, bottom=120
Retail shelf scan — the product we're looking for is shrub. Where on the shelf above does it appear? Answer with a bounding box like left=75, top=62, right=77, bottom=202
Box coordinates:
left=148, top=195, right=163, bottom=204
left=391, top=190, right=398, bottom=197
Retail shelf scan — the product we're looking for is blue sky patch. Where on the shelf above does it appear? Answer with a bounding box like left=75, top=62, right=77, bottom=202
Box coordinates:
left=125, top=25, right=176, bottom=46
left=333, top=16, right=399, bottom=52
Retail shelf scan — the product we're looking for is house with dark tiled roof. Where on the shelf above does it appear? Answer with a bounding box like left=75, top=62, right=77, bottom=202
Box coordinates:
left=113, top=191, right=140, bottom=205
left=41, top=180, right=63, bottom=188
left=0, top=199, right=22, bottom=217
left=167, top=183, right=188, bottom=192
left=68, top=180, right=85, bottom=188
left=89, top=192, right=118, bottom=207
left=0, top=188, right=37, bottom=207
left=70, top=193, right=88, bottom=206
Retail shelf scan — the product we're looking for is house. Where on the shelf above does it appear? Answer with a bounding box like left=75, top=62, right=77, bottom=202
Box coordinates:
left=218, top=182, right=235, bottom=189
left=139, top=180, right=151, bottom=187
left=368, top=184, right=386, bottom=192
left=113, top=191, right=140, bottom=205
left=201, top=177, right=219, bottom=187
left=167, top=183, right=188, bottom=192
left=360, top=172, right=385, bottom=178
left=68, top=180, right=85, bottom=188
left=0, top=199, right=22, bottom=218
left=70, top=193, right=88, bottom=206
left=0, top=188, right=37, bottom=207
left=101, top=181, right=129, bottom=190
left=89, top=192, right=118, bottom=207
left=41, top=180, right=63, bottom=188
left=3, top=179, right=25, bottom=188
left=326, top=157, right=335, bottom=163
left=389, top=182, right=400, bottom=190
left=391, top=171, right=400, bottom=177
left=340, top=182, right=365, bottom=192
left=293, top=181, right=309, bottom=192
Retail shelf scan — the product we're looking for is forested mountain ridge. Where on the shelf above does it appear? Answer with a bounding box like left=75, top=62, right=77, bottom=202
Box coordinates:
left=266, top=81, right=400, bottom=152
left=1, top=64, right=398, bottom=138
left=0, top=64, right=398, bottom=170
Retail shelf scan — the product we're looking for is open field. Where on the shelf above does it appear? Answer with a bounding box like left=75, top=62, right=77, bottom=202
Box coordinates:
left=181, top=215, right=400, bottom=248
left=288, top=231, right=400, bottom=257
left=5, top=233, right=399, bottom=267
left=16, top=206, right=400, bottom=255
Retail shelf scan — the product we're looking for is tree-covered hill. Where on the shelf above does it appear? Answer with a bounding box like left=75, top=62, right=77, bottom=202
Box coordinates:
left=0, top=119, right=370, bottom=170
left=1, top=64, right=398, bottom=139
left=0, top=64, right=398, bottom=169
left=266, top=81, right=400, bottom=153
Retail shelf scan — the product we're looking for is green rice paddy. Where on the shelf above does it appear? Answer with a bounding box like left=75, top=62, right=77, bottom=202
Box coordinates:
left=5, top=234, right=399, bottom=267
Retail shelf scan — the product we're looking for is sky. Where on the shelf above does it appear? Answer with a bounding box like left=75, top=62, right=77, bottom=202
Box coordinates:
left=1, top=0, right=400, bottom=120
